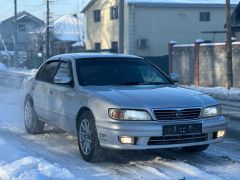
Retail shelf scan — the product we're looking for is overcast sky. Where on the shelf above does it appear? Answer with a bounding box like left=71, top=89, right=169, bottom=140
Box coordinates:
left=0, top=0, right=90, bottom=22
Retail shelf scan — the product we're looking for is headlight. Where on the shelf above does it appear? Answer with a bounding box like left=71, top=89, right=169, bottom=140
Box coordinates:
left=109, top=109, right=151, bottom=120
left=203, top=106, right=221, bottom=117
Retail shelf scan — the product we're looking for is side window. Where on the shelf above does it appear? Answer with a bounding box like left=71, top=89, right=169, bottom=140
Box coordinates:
left=36, top=64, right=46, bottom=81
left=36, top=61, right=60, bottom=83
left=54, top=61, right=74, bottom=87
left=55, top=62, right=72, bottom=78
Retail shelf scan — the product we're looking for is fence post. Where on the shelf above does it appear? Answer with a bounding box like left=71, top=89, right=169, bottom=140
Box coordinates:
left=168, top=41, right=176, bottom=73
left=194, top=39, right=204, bottom=86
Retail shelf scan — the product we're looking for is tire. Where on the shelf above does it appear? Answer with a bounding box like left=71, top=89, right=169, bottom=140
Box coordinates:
left=24, top=96, right=45, bottom=134
left=77, top=111, right=108, bottom=162
left=182, top=144, right=209, bottom=153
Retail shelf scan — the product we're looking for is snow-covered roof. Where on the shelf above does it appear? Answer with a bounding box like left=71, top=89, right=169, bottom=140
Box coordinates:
left=53, top=15, right=85, bottom=42
left=128, top=0, right=240, bottom=5
left=71, top=41, right=84, bottom=47
left=82, top=0, right=239, bottom=12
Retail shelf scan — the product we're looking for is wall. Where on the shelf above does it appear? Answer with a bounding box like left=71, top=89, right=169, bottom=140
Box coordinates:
left=172, top=42, right=240, bottom=87
left=85, top=0, right=119, bottom=50
left=172, top=45, right=195, bottom=85
left=127, top=5, right=234, bottom=56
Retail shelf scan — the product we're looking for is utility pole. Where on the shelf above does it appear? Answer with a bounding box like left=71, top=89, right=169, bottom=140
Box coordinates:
left=14, top=0, right=18, bottom=67
left=119, top=0, right=124, bottom=53
left=46, top=0, right=50, bottom=60
left=226, top=0, right=233, bottom=89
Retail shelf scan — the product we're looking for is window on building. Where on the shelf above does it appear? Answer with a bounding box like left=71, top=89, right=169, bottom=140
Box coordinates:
left=110, top=6, right=118, bottom=19
left=200, top=12, right=210, bottom=21
left=111, top=41, right=118, bottom=52
left=95, top=42, right=101, bottom=51
left=18, top=23, right=26, bottom=32
left=93, top=9, right=101, bottom=22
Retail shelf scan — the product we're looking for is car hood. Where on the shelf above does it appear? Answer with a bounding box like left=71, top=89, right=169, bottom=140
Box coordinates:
left=83, top=85, right=217, bottom=109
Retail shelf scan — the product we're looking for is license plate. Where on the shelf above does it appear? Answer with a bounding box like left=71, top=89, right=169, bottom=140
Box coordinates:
left=163, top=124, right=202, bottom=136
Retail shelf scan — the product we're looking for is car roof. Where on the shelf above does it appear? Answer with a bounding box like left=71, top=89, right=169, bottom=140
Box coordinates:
left=50, top=53, right=142, bottom=60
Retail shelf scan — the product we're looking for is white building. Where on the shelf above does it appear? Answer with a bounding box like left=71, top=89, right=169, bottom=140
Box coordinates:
left=82, top=0, right=239, bottom=57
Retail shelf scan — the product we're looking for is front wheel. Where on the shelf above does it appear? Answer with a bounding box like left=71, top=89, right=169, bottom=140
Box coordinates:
left=77, top=111, right=108, bottom=162
left=182, top=144, right=209, bottom=152
left=24, top=97, right=45, bottom=134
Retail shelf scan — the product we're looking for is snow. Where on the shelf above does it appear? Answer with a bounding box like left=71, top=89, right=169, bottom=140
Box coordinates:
left=72, top=41, right=85, bottom=47
left=0, top=63, right=8, bottom=72
left=53, top=15, right=85, bottom=43
left=174, top=41, right=240, bottom=47
left=0, top=64, right=37, bottom=76
left=185, top=85, right=240, bottom=101
left=0, top=152, right=76, bottom=180
left=128, top=0, right=240, bottom=5
left=174, top=44, right=194, bottom=47
left=0, top=51, right=14, bottom=56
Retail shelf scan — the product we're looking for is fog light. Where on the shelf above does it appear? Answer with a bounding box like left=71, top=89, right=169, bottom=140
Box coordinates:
left=217, top=130, right=226, bottom=138
left=119, top=136, right=134, bottom=144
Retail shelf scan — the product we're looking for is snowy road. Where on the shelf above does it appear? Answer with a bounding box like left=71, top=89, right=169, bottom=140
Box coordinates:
left=0, top=84, right=240, bottom=179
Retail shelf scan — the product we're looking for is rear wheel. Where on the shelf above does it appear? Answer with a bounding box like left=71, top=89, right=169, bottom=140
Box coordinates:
left=182, top=144, right=209, bottom=152
left=77, top=111, right=108, bottom=162
left=24, top=97, right=45, bottom=134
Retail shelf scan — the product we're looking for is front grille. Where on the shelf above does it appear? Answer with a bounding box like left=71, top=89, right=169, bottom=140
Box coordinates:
left=153, top=108, right=201, bottom=120
left=148, top=133, right=208, bottom=145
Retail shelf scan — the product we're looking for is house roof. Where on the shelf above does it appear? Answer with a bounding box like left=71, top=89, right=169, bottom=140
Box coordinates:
left=128, top=0, right=239, bottom=5
left=82, top=0, right=239, bottom=12
left=1, top=11, right=44, bottom=25
left=53, top=15, right=85, bottom=42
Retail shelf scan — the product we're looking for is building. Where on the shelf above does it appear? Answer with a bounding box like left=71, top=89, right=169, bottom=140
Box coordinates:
left=82, top=0, right=239, bottom=57
left=0, top=11, right=44, bottom=53
left=232, top=2, right=240, bottom=40
left=0, top=11, right=44, bottom=66
left=52, top=14, right=85, bottom=55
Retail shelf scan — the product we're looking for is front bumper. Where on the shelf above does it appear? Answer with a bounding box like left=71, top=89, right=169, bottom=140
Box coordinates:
left=96, top=115, right=227, bottom=150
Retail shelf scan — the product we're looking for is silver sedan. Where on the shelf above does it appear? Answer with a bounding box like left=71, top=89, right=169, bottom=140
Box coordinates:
left=22, top=53, right=227, bottom=162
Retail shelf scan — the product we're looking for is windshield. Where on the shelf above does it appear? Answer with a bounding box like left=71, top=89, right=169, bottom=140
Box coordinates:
left=75, top=58, right=171, bottom=86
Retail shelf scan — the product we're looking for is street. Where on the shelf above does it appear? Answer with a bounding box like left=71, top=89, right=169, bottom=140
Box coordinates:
left=0, top=78, right=239, bottom=179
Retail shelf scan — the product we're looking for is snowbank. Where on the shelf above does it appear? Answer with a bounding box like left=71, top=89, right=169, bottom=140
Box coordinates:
left=0, top=138, right=75, bottom=180
left=184, top=85, right=240, bottom=101
left=0, top=63, right=8, bottom=72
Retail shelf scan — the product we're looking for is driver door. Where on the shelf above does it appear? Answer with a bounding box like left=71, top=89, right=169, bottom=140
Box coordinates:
left=48, top=59, right=76, bottom=131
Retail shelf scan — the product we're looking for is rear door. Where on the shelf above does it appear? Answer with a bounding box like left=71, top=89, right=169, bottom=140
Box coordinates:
left=33, top=60, right=60, bottom=122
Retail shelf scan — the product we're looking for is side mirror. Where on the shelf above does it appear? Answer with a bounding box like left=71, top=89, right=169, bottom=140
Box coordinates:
left=54, top=74, right=72, bottom=84
left=170, top=73, right=179, bottom=83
